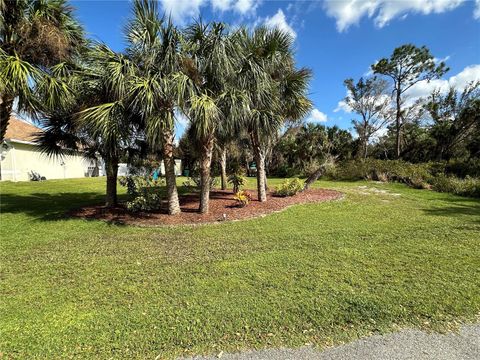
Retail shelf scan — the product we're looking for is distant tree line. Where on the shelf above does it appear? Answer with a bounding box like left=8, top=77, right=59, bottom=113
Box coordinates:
left=195, top=44, right=479, bottom=178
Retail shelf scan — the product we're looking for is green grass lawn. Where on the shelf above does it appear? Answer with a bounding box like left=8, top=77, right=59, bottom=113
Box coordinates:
left=1, top=177, right=479, bottom=359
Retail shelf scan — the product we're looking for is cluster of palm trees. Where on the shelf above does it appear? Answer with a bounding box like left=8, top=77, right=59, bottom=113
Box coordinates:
left=1, top=0, right=312, bottom=215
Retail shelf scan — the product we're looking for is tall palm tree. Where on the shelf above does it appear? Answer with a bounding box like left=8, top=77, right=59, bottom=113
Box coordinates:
left=79, top=45, right=144, bottom=207
left=236, top=27, right=311, bottom=202
left=36, top=45, right=142, bottom=207
left=125, top=0, right=187, bottom=215
left=181, top=21, right=243, bottom=214
left=0, top=0, right=83, bottom=141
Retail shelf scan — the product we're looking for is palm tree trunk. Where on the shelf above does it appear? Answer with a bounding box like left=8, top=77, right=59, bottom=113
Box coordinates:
left=251, top=131, right=267, bottom=202
left=0, top=95, right=14, bottom=143
left=105, top=156, right=119, bottom=207
left=220, top=147, right=227, bottom=190
left=199, top=135, right=214, bottom=214
left=163, top=128, right=180, bottom=215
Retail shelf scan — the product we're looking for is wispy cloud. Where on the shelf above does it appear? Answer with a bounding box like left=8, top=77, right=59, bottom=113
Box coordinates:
left=264, top=9, right=297, bottom=39
left=475, top=0, right=480, bottom=19
left=324, top=0, right=467, bottom=32
left=159, top=0, right=260, bottom=23
left=306, top=108, right=328, bottom=123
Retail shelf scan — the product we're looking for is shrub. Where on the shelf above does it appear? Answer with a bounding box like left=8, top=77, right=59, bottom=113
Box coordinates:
left=430, top=175, right=480, bottom=198
left=119, top=175, right=164, bottom=212
left=331, top=159, right=479, bottom=197
left=332, top=159, right=432, bottom=189
left=233, top=190, right=251, bottom=207
left=228, top=173, right=246, bottom=193
left=125, top=193, right=162, bottom=212
left=444, top=158, right=480, bottom=178
left=274, top=178, right=304, bottom=197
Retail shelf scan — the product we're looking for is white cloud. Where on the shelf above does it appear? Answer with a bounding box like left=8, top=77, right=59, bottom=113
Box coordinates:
left=211, top=0, right=232, bottom=12
left=405, top=64, right=480, bottom=101
left=264, top=9, right=297, bottom=39
left=334, top=92, right=391, bottom=114
left=475, top=0, right=480, bottom=19
left=234, top=0, right=259, bottom=14
left=159, top=0, right=259, bottom=23
left=324, top=0, right=466, bottom=32
left=334, top=99, right=350, bottom=113
left=159, top=0, right=205, bottom=23
left=307, top=108, right=328, bottom=122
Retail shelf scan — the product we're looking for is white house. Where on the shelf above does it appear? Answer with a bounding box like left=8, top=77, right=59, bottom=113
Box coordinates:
left=0, top=117, right=92, bottom=181
left=0, top=117, right=183, bottom=181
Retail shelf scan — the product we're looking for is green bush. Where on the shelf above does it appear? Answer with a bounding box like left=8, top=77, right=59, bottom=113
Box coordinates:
left=119, top=175, right=164, bottom=212
left=430, top=175, right=480, bottom=198
left=330, top=159, right=480, bottom=198
left=274, top=178, right=304, bottom=197
left=444, top=158, right=480, bottom=178
left=331, top=159, right=432, bottom=189
left=125, top=193, right=162, bottom=212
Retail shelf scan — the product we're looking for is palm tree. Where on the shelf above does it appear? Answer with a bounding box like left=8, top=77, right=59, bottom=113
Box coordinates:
left=0, top=0, right=83, bottom=141
left=181, top=21, right=242, bottom=214
left=36, top=45, right=142, bottom=207
left=236, top=27, right=311, bottom=202
left=80, top=45, right=145, bottom=207
left=125, top=0, right=187, bottom=215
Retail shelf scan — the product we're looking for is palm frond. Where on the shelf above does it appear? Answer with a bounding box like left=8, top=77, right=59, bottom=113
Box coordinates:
left=188, top=94, right=221, bottom=138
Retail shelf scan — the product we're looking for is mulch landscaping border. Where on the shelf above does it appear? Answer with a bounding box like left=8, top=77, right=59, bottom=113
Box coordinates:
left=69, top=188, right=343, bottom=226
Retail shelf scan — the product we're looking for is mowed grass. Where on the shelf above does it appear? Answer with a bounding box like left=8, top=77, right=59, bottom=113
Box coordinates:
left=1, top=177, right=479, bottom=359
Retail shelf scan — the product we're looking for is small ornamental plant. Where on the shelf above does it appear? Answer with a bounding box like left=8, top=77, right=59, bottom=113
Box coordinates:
left=228, top=173, right=247, bottom=193
left=233, top=190, right=251, bottom=207
left=274, top=178, right=304, bottom=197
left=119, top=175, right=164, bottom=212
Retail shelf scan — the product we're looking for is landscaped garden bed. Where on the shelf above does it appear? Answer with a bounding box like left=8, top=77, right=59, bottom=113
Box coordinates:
left=70, top=188, right=342, bottom=226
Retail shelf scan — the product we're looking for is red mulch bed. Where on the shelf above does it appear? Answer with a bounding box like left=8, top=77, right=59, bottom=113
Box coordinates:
left=70, top=188, right=342, bottom=226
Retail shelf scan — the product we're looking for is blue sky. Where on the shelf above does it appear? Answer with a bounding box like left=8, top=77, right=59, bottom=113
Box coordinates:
left=71, top=0, right=480, bottom=135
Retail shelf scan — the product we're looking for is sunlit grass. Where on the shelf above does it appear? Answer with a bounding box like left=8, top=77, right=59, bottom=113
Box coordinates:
left=1, top=177, right=479, bottom=359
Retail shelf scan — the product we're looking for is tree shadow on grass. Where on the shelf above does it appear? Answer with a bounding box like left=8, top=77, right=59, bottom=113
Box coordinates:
left=422, top=195, right=480, bottom=225
left=0, top=192, right=129, bottom=221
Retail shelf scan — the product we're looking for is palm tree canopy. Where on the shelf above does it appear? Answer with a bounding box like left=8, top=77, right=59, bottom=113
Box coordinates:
left=1, top=0, right=84, bottom=65
left=180, top=21, right=243, bottom=139
left=0, top=0, right=84, bottom=140
left=235, top=26, right=312, bottom=137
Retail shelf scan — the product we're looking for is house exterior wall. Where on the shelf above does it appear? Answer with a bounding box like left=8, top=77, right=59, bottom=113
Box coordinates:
left=0, top=142, right=89, bottom=181
left=159, top=159, right=182, bottom=176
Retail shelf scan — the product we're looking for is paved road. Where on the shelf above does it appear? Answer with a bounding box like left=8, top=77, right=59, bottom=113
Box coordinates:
left=183, top=323, right=480, bottom=360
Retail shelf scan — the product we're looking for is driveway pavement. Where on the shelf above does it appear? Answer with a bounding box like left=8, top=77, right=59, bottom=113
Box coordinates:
left=183, top=323, right=479, bottom=360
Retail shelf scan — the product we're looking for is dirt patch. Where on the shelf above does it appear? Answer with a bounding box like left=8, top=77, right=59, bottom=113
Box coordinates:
left=69, top=188, right=342, bottom=226
left=357, top=186, right=401, bottom=196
